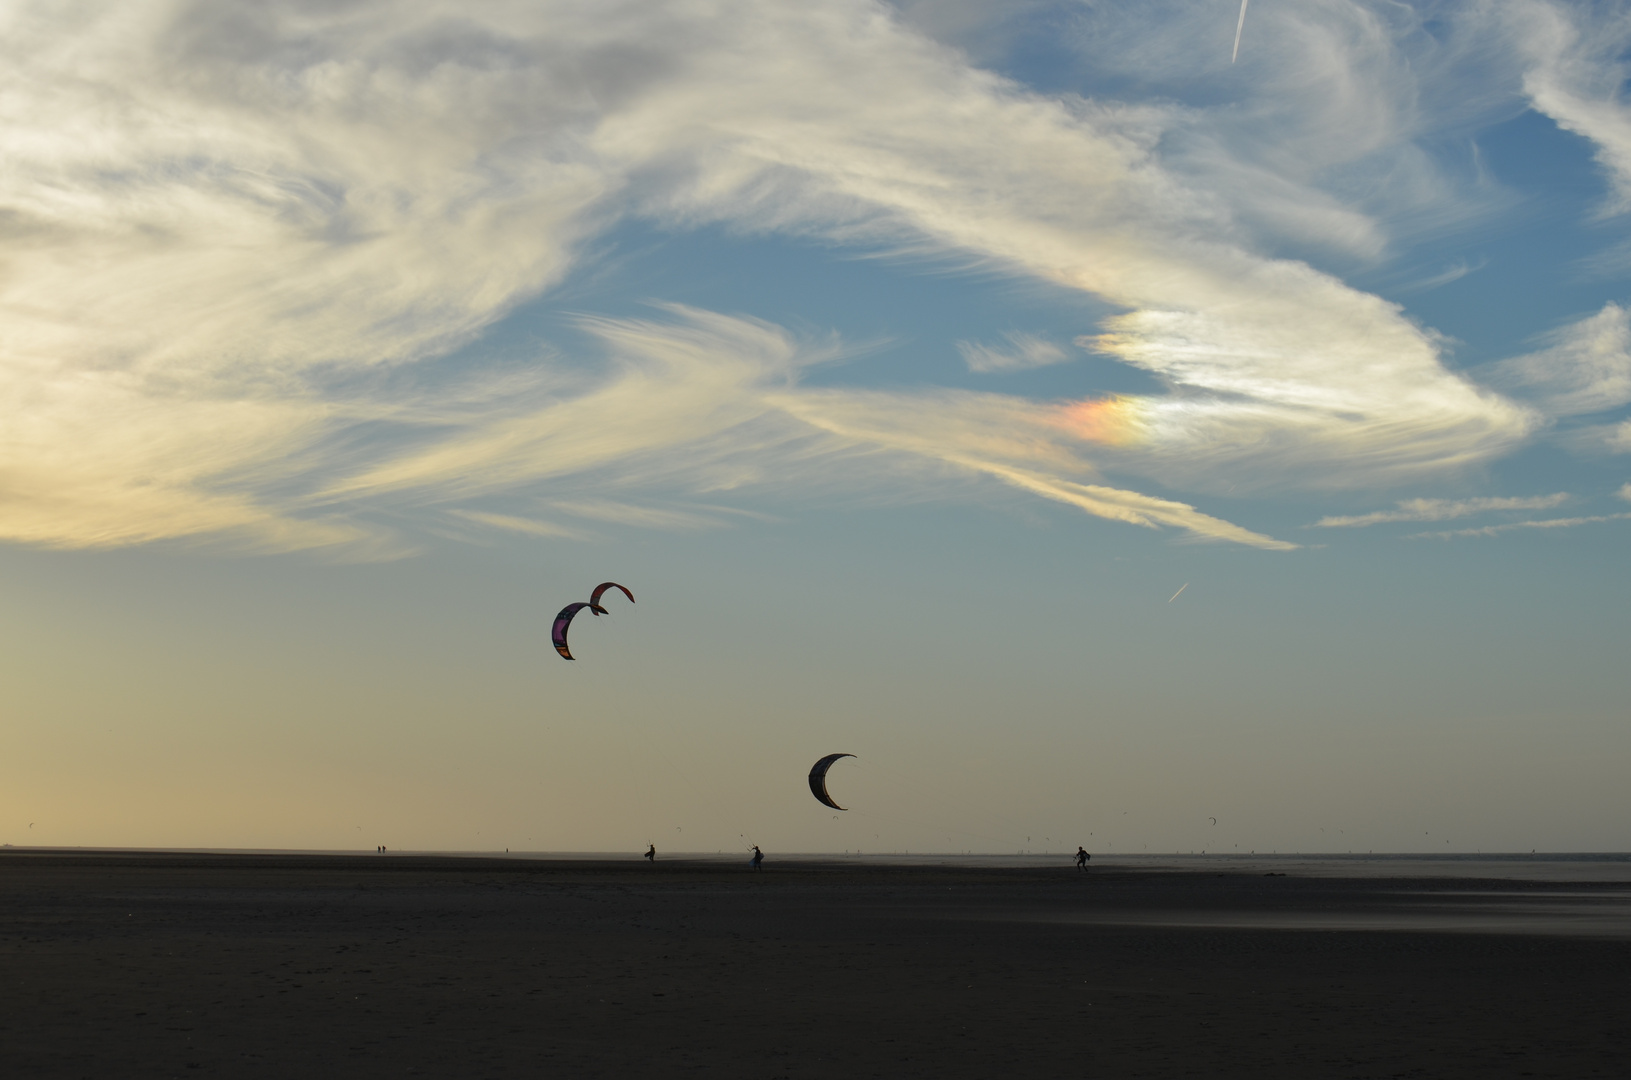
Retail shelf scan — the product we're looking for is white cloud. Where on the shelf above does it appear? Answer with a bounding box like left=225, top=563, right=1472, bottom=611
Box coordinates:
left=1490, top=302, right=1631, bottom=417
left=598, top=0, right=1532, bottom=493
left=445, top=510, right=590, bottom=541
left=0, top=1, right=1558, bottom=554
left=1027, top=0, right=1530, bottom=256
left=1314, top=493, right=1570, bottom=528
left=549, top=500, right=726, bottom=530
left=1504, top=0, right=1631, bottom=214
left=1074, top=275, right=1530, bottom=493
left=324, top=305, right=1294, bottom=548
left=768, top=384, right=1297, bottom=549
left=0, top=0, right=612, bottom=551
left=958, top=332, right=1071, bottom=373
left=317, top=305, right=838, bottom=503
left=1409, top=512, right=1631, bottom=540
left=1395, top=259, right=1487, bottom=293
left=1619, top=482, right=1631, bottom=501
left=0, top=365, right=371, bottom=551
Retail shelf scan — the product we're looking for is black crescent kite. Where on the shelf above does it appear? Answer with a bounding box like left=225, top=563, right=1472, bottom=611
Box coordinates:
left=808, top=753, right=856, bottom=811
left=589, top=581, right=635, bottom=615
left=552, top=602, right=592, bottom=660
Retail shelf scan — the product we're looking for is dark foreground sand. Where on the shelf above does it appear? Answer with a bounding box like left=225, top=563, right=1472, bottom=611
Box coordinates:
left=2, top=852, right=1627, bottom=1079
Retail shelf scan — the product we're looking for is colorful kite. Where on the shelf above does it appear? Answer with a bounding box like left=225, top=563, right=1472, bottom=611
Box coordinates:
left=552, top=602, right=593, bottom=660
left=589, top=581, right=635, bottom=615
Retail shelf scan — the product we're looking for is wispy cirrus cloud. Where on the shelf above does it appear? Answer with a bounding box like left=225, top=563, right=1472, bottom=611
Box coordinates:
left=1490, top=302, right=1631, bottom=418
left=1409, top=512, right=1631, bottom=540
left=0, top=1, right=1579, bottom=557
left=1502, top=0, right=1631, bottom=214
left=549, top=500, right=730, bottom=531
left=768, top=383, right=1297, bottom=549
left=1314, top=493, right=1571, bottom=528
left=444, top=510, right=590, bottom=541
left=317, top=305, right=1291, bottom=548
left=1395, top=259, right=1487, bottom=293
left=958, top=333, right=1072, bottom=374
left=313, top=306, right=841, bottom=505
left=1020, top=0, right=1531, bottom=256
left=0, top=0, right=612, bottom=551
left=595, top=0, right=1531, bottom=495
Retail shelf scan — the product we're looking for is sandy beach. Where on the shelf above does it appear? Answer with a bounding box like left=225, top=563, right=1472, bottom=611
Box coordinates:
left=2, top=850, right=1627, bottom=1078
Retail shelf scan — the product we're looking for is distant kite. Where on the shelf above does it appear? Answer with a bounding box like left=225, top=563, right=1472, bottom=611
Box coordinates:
left=1231, top=0, right=1249, bottom=63
left=1210, top=817, right=1218, bottom=825
left=1168, top=583, right=1188, bottom=603
left=554, top=582, right=636, bottom=658
left=552, top=602, right=593, bottom=660
left=809, top=753, right=856, bottom=811
left=589, top=581, right=635, bottom=616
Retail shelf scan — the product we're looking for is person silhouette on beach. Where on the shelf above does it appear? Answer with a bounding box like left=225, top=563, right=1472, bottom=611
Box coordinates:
left=1075, top=846, right=1090, bottom=871
left=750, top=845, right=763, bottom=871
left=645, top=844, right=655, bottom=863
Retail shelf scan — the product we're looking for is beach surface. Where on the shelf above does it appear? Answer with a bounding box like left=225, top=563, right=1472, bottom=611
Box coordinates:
left=2, top=850, right=1627, bottom=1078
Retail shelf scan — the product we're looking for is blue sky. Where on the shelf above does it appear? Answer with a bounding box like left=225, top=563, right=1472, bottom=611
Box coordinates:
left=2, top=0, right=1628, bottom=854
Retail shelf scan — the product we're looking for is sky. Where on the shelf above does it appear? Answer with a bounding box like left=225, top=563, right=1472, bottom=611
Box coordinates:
left=2, top=0, right=1629, bottom=856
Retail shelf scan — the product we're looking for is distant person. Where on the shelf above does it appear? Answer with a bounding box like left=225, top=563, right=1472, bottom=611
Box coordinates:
left=1075, top=847, right=1090, bottom=871
left=645, top=844, right=656, bottom=863
left=750, top=845, right=763, bottom=871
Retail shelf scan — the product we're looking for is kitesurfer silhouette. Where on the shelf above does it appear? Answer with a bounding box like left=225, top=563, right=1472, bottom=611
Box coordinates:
left=750, top=845, right=763, bottom=871
left=1075, top=846, right=1090, bottom=871
left=645, top=843, right=655, bottom=863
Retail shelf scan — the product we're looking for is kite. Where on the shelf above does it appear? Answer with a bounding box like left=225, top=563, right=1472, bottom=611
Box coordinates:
left=589, top=581, right=635, bottom=615
left=808, top=753, right=856, bottom=811
left=552, top=602, right=593, bottom=660
left=553, top=581, right=636, bottom=658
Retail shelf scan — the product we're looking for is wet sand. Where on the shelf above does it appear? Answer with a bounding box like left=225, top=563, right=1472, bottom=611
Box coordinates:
left=2, top=851, right=1627, bottom=1078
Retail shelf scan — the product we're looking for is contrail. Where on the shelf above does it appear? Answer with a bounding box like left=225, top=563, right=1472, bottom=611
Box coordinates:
left=1168, top=583, right=1189, bottom=603
left=1232, top=0, right=1250, bottom=63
